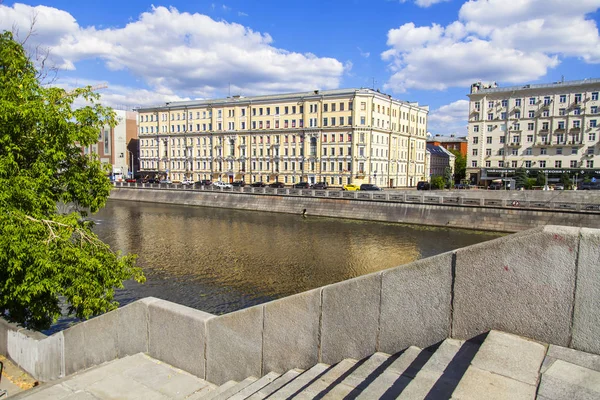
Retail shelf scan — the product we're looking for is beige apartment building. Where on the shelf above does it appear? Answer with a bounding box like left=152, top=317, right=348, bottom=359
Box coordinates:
left=466, top=78, right=600, bottom=186
left=136, top=88, right=428, bottom=188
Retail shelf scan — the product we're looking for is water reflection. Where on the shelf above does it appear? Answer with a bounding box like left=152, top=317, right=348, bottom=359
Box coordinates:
left=90, top=199, right=502, bottom=316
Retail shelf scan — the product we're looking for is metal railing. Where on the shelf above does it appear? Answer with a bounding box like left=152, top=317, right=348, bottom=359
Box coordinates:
left=112, top=182, right=600, bottom=214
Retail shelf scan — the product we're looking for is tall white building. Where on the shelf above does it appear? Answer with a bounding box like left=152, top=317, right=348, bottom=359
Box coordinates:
left=466, top=79, right=600, bottom=186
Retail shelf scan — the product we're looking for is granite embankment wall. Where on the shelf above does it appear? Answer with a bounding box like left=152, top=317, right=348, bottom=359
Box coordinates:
left=109, top=186, right=600, bottom=232
left=1, top=226, right=599, bottom=385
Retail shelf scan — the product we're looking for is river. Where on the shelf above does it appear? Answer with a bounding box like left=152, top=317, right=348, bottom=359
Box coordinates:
left=47, top=199, right=502, bottom=333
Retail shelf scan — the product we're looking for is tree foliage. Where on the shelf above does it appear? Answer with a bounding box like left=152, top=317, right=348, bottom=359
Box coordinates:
left=430, top=175, right=446, bottom=190
left=0, top=31, right=144, bottom=330
left=448, top=149, right=466, bottom=183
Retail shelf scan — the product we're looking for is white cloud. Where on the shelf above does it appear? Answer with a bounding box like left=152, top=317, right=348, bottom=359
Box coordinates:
left=238, top=11, right=248, bottom=17
left=0, top=4, right=346, bottom=100
left=357, top=47, right=370, bottom=58
left=382, top=0, right=600, bottom=92
left=392, top=0, right=450, bottom=8
left=414, top=0, right=450, bottom=7
left=428, top=99, right=469, bottom=135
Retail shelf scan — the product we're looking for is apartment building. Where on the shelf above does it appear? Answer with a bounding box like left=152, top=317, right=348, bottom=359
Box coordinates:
left=136, top=88, right=429, bottom=188
left=425, top=144, right=455, bottom=180
left=466, top=79, right=600, bottom=186
left=427, top=134, right=468, bottom=157
left=82, top=110, right=139, bottom=181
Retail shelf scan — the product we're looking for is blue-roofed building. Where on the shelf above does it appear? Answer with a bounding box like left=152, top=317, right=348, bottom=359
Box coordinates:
left=426, top=144, right=455, bottom=181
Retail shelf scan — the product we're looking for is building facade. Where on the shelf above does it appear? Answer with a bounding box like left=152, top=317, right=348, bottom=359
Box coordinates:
left=136, top=88, right=429, bottom=188
left=466, top=79, right=600, bottom=186
left=427, top=134, right=467, bottom=157
left=82, top=110, right=139, bottom=181
left=426, top=144, right=455, bottom=180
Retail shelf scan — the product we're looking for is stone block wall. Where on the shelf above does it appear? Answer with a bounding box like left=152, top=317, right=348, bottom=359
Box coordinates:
left=109, top=187, right=600, bottom=232
left=1, top=225, right=600, bottom=385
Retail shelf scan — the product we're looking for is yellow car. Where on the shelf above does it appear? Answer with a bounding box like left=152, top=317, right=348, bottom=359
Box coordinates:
left=342, top=184, right=360, bottom=191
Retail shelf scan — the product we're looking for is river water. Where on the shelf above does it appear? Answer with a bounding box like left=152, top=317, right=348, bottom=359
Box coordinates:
left=86, top=200, right=502, bottom=315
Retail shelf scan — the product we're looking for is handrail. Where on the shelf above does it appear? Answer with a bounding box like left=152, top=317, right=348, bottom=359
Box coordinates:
left=111, top=182, right=600, bottom=214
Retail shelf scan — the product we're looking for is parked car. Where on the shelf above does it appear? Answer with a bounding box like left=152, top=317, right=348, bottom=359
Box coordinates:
left=312, top=182, right=328, bottom=190
left=232, top=181, right=246, bottom=187
left=213, top=181, right=233, bottom=189
left=269, top=181, right=285, bottom=188
left=181, top=179, right=194, bottom=186
left=195, top=180, right=212, bottom=186
left=360, top=184, right=382, bottom=191
left=454, top=183, right=471, bottom=190
left=293, top=182, right=311, bottom=189
left=488, top=182, right=503, bottom=190
left=579, top=182, right=600, bottom=190
left=342, top=183, right=360, bottom=191
left=552, top=184, right=565, bottom=190
left=159, top=179, right=172, bottom=184
left=416, top=181, right=430, bottom=190
left=251, top=181, right=266, bottom=187
left=125, top=178, right=137, bottom=183
left=143, top=178, right=159, bottom=184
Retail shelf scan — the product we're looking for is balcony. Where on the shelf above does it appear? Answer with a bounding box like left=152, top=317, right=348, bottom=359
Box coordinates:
left=509, top=142, right=522, bottom=147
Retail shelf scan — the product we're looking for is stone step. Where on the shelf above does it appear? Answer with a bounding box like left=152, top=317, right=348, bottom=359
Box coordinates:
left=398, top=338, right=479, bottom=399
left=293, top=358, right=358, bottom=399
left=227, top=372, right=281, bottom=400
left=355, top=346, right=423, bottom=400
left=194, top=380, right=238, bottom=400
left=266, top=363, right=330, bottom=400
left=451, top=330, right=546, bottom=399
left=245, top=369, right=304, bottom=400
left=209, top=377, right=258, bottom=400
left=537, top=359, right=600, bottom=399
left=322, top=352, right=392, bottom=399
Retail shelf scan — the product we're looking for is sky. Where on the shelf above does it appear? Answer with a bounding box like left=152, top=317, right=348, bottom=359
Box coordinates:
left=1, top=0, right=600, bottom=137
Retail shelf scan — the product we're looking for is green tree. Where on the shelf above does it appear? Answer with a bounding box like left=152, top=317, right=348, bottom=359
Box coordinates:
left=449, top=150, right=466, bottom=183
left=430, top=175, right=446, bottom=189
left=560, top=173, right=572, bottom=189
left=515, top=168, right=528, bottom=188
left=0, top=31, right=144, bottom=330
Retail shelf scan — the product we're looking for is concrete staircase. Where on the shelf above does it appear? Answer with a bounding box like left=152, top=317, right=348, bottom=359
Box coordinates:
left=10, top=330, right=600, bottom=399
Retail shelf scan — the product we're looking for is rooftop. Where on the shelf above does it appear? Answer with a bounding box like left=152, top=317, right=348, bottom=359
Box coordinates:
left=137, top=88, right=427, bottom=112
left=469, top=77, right=600, bottom=95
left=427, top=135, right=467, bottom=143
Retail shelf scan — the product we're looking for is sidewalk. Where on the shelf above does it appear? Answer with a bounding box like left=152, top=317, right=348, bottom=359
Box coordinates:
left=0, top=355, right=37, bottom=397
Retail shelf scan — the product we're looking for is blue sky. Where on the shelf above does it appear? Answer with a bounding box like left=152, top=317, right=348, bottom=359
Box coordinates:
left=1, top=0, right=600, bottom=136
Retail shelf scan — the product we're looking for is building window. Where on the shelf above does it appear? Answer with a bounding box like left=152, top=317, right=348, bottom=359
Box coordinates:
left=501, top=112, right=507, bottom=119
left=529, top=97, right=536, bottom=105
left=559, top=95, right=566, bottom=103
left=572, top=147, right=578, bottom=154
left=486, top=148, right=491, bottom=156
left=589, top=132, right=597, bottom=141
left=571, top=160, right=578, bottom=168
left=588, top=147, right=595, bottom=155
left=501, top=99, right=508, bottom=107
left=487, top=125, right=493, bottom=132
left=473, top=125, right=480, bottom=132
left=555, top=160, right=562, bottom=168
left=593, top=92, right=599, bottom=101
left=498, top=161, right=504, bottom=167
left=541, top=148, right=547, bottom=155
left=472, top=149, right=478, bottom=156
left=488, top=113, right=493, bottom=120
left=472, top=136, right=479, bottom=144
left=587, top=160, right=594, bottom=168
left=559, top=108, right=566, bottom=116
left=542, top=122, right=549, bottom=130
left=574, top=120, right=581, bottom=128
left=360, top=116, right=366, bottom=125
left=592, top=106, right=598, bottom=114
left=558, top=121, right=565, bottom=130
left=575, top=94, right=582, bottom=103
left=528, top=111, right=535, bottom=118
left=557, top=147, right=563, bottom=155
left=544, top=96, right=551, bottom=105
left=488, top=101, right=494, bottom=108
left=499, top=136, right=505, bottom=144
left=539, top=161, right=546, bottom=168
left=486, top=136, right=492, bottom=144
left=527, top=122, right=534, bottom=130
left=527, top=135, right=533, bottom=142
left=590, top=120, right=597, bottom=128
left=471, top=161, right=478, bottom=167
left=574, top=108, right=581, bottom=116
left=485, top=161, right=491, bottom=167
left=525, top=148, right=532, bottom=155
left=525, top=161, right=532, bottom=168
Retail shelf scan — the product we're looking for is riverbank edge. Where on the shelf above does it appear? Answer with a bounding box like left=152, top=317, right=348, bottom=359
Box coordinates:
left=109, top=187, right=600, bottom=232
